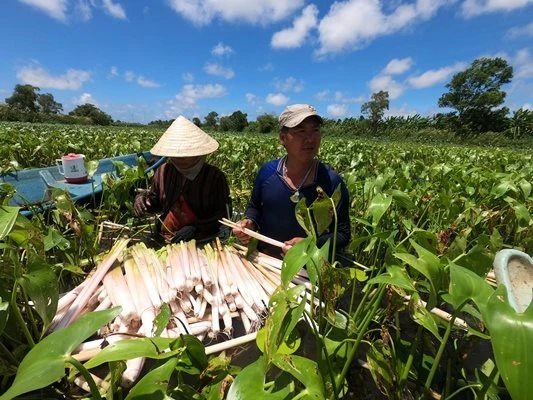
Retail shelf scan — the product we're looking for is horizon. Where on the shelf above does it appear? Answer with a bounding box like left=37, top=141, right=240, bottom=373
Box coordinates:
left=1, top=0, right=532, bottom=124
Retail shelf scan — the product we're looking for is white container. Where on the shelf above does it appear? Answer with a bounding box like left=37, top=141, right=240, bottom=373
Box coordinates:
left=56, top=153, right=88, bottom=183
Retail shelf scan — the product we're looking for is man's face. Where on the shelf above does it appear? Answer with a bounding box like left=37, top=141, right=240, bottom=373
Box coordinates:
left=280, top=117, right=322, bottom=163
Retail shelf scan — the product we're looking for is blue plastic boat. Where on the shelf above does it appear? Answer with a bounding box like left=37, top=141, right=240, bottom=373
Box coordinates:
left=0, top=152, right=164, bottom=217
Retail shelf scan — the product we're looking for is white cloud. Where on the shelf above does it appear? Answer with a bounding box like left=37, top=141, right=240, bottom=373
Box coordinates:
left=18, top=0, right=68, bottom=21
left=167, top=83, right=226, bottom=115
left=101, top=0, right=127, bottom=19
left=258, top=63, right=274, bottom=72
left=314, top=90, right=330, bottom=101
left=266, top=93, right=289, bottom=106
left=514, top=48, right=533, bottom=79
left=382, top=57, right=413, bottom=75
left=137, top=76, right=160, bottom=88
left=74, top=92, right=98, bottom=106
left=124, top=71, right=135, bottom=82
left=316, top=0, right=448, bottom=56
left=407, top=62, right=466, bottom=88
left=17, top=64, right=91, bottom=90
left=327, top=104, right=348, bottom=118
left=182, top=72, right=195, bottom=82
left=212, top=42, right=234, bottom=56
left=369, top=74, right=404, bottom=99
left=506, top=22, right=533, bottom=39
left=271, top=4, right=318, bottom=49
left=273, top=77, right=304, bottom=93
left=334, top=91, right=365, bottom=103
left=385, top=104, right=418, bottom=118
left=521, top=103, right=533, bottom=110
left=203, top=63, right=235, bottom=79
left=167, top=0, right=305, bottom=26
left=109, top=66, right=119, bottom=78
left=461, top=0, right=533, bottom=18
left=245, top=93, right=258, bottom=105
left=75, top=0, right=92, bottom=21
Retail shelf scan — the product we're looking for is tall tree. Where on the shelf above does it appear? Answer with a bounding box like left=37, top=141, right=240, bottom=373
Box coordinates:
left=438, top=57, right=513, bottom=133
left=38, top=93, right=63, bottom=114
left=69, top=103, right=113, bottom=125
left=219, top=110, right=248, bottom=132
left=361, top=90, right=389, bottom=134
left=192, top=117, right=202, bottom=127
left=5, top=84, right=40, bottom=112
left=256, top=113, right=278, bottom=133
left=203, top=111, right=219, bottom=131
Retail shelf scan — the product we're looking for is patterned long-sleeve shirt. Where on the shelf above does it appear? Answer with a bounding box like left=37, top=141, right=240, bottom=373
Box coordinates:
left=141, top=161, right=231, bottom=239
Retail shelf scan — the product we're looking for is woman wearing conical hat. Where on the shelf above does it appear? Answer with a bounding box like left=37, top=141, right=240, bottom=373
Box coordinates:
left=134, top=116, right=231, bottom=243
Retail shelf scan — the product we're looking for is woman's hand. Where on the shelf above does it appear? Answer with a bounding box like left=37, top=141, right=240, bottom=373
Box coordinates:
left=232, top=218, right=256, bottom=244
left=133, top=195, right=151, bottom=216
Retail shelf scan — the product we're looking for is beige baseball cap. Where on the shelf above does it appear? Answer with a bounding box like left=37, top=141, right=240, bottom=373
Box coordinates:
left=278, top=104, right=323, bottom=129
left=150, top=116, right=219, bottom=157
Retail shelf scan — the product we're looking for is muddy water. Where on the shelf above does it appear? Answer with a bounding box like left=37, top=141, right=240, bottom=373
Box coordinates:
left=507, top=256, right=533, bottom=312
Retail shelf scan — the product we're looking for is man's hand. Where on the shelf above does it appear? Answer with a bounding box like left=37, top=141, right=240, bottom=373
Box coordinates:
left=133, top=195, right=151, bottom=217
left=232, top=218, right=256, bottom=244
left=282, top=237, right=304, bottom=255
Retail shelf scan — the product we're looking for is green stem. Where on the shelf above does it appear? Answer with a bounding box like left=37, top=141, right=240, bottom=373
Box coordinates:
left=474, top=363, right=499, bottom=400
left=399, top=324, right=423, bottom=387
left=0, top=340, right=19, bottom=366
left=67, top=356, right=103, bottom=400
left=335, top=284, right=386, bottom=390
left=424, top=302, right=467, bottom=393
left=10, top=281, right=35, bottom=348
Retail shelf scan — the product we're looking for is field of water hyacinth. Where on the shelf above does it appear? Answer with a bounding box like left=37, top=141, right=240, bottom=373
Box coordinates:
left=0, top=121, right=532, bottom=399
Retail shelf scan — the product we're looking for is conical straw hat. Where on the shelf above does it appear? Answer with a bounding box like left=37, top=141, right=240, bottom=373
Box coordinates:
left=150, top=116, right=219, bottom=157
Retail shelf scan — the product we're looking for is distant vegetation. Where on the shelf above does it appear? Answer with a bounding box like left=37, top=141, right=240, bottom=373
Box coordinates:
left=1, top=57, right=531, bottom=142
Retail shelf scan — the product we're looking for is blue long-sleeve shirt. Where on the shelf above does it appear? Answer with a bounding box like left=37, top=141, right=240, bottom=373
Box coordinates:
left=245, top=158, right=351, bottom=257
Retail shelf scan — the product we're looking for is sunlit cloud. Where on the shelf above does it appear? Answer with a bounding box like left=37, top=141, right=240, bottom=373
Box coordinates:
left=17, top=64, right=91, bottom=90
left=204, top=63, right=235, bottom=79
left=271, top=4, right=318, bottom=49
left=266, top=93, right=289, bottom=106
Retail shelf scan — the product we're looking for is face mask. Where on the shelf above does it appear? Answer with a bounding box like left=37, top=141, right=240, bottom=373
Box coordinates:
left=174, top=156, right=206, bottom=180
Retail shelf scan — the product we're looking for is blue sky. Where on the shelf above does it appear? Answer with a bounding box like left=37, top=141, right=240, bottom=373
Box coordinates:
left=1, top=0, right=532, bottom=123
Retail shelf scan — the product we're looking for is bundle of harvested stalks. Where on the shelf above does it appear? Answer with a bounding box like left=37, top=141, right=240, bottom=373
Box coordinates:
left=53, top=237, right=310, bottom=388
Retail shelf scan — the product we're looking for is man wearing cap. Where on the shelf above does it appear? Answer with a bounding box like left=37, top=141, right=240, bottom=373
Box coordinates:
left=134, top=116, right=231, bottom=243
left=233, top=104, right=351, bottom=258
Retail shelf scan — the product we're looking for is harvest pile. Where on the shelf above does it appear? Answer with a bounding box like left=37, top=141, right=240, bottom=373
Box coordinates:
left=50, top=238, right=309, bottom=388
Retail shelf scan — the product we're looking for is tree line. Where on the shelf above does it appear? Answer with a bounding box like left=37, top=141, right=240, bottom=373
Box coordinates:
left=1, top=57, right=531, bottom=137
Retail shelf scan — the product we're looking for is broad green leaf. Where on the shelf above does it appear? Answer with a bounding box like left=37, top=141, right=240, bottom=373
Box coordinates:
left=295, top=198, right=314, bottom=237
left=519, top=179, right=531, bottom=199
left=310, top=187, right=334, bottom=236
left=271, top=354, right=325, bottom=399
left=484, top=286, right=533, bottom=400
left=282, top=237, right=313, bottom=286
left=0, top=308, right=120, bottom=400
left=43, top=227, right=70, bottom=251
left=512, top=202, right=531, bottom=225
left=125, top=357, right=177, bottom=400
left=256, top=325, right=301, bottom=355
left=447, top=263, right=493, bottom=314
left=491, top=180, right=517, bottom=198
left=366, top=193, right=392, bottom=226
left=227, top=356, right=293, bottom=400
left=0, top=205, right=19, bottom=240
left=18, top=257, right=58, bottom=328
left=409, top=293, right=441, bottom=340
left=153, top=303, right=172, bottom=337
left=390, top=189, right=416, bottom=210
left=84, top=335, right=207, bottom=374
left=368, top=265, right=416, bottom=292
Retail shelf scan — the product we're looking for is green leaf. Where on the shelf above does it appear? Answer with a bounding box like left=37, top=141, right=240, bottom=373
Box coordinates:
left=368, top=265, right=416, bottom=292
left=0, top=205, right=19, bottom=240
left=409, top=293, right=441, bottom=340
left=390, top=189, right=416, bottom=210
left=366, top=193, right=392, bottom=226
left=125, top=357, right=177, bottom=400
left=153, top=303, right=172, bottom=337
left=281, top=237, right=313, bottom=286
left=447, top=263, right=493, bottom=314
left=271, top=354, right=325, bottom=399
left=295, top=198, right=314, bottom=237
left=512, top=202, right=531, bottom=225
left=18, top=257, right=58, bottom=328
left=484, top=286, right=533, bottom=400
left=43, top=226, right=70, bottom=251
left=310, top=189, right=334, bottom=236
left=227, top=356, right=293, bottom=400
left=86, top=160, right=99, bottom=177
left=0, top=308, right=120, bottom=400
